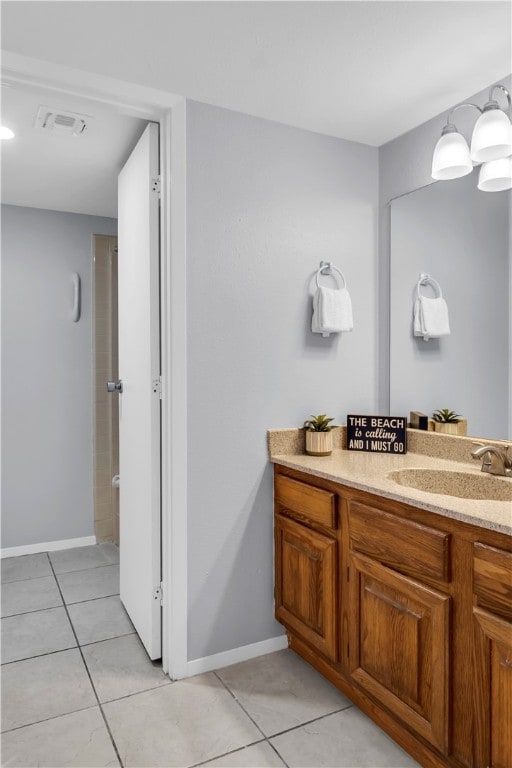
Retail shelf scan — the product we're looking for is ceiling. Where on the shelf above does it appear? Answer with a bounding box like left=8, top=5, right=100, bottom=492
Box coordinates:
left=1, top=83, right=147, bottom=217
left=1, top=1, right=511, bottom=216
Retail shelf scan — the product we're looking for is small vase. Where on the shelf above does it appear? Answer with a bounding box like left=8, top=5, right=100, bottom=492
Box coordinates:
left=434, top=422, right=461, bottom=436
left=305, top=431, right=333, bottom=456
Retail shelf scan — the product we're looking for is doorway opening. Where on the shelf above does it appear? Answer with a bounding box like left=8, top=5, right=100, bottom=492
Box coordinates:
left=93, top=235, right=119, bottom=544
left=1, top=55, right=187, bottom=677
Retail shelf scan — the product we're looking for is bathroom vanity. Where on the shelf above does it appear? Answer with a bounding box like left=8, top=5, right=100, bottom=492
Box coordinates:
left=269, top=430, right=512, bottom=768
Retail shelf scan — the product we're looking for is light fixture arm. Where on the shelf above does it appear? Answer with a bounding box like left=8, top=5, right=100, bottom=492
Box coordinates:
left=443, top=102, right=482, bottom=134
left=487, top=84, right=511, bottom=114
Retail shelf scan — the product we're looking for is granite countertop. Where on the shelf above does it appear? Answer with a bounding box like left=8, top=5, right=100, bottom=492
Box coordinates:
left=268, top=429, right=512, bottom=535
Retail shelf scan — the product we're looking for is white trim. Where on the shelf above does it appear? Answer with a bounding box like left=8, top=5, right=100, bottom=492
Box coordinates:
left=1, top=52, right=180, bottom=118
left=160, top=100, right=188, bottom=679
left=185, top=635, right=289, bottom=679
left=1, top=56, right=190, bottom=677
left=1, top=536, right=97, bottom=559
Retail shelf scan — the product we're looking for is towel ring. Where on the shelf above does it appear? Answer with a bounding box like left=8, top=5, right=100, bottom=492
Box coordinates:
left=416, top=273, right=442, bottom=300
left=316, top=263, right=346, bottom=290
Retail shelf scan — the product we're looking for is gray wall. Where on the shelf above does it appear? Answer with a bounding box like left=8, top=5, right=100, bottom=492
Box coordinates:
left=1, top=205, right=117, bottom=548
left=186, top=100, right=379, bottom=660
left=378, top=75, right=512, bottom=418
left=389, top=173, right=510, bottom=438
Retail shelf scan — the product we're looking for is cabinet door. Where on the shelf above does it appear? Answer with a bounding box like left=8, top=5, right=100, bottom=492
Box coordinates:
left=349, top=551, right=450, bottom=753
left=275, top=515, right=337, bottom=661
left=473, top=607, right=512, bottom=768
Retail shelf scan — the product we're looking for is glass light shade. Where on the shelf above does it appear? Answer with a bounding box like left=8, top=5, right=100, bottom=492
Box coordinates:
left=0, top=126, right=15, bottom=140
left=431, top=131, right=472, bottom=180
left=470, top=108, right=512, bottom=163
left=477, top=156, right=512, bottom=192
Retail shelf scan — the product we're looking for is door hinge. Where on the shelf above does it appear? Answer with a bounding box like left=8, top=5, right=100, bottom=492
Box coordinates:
left=152, top=376, right=162, bottom=398
left=152, top=176, right=161, bottom=195
left=153, top=583, right=164, bottom=605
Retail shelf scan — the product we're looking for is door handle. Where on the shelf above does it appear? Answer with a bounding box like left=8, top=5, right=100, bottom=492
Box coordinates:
left=107, top=380, right=123, bottom=393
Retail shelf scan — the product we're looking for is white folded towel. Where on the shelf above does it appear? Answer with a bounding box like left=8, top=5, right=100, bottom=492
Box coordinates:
left=312, top=286, right=353, bottom=337
left=414, top=295, right=450, bottom=340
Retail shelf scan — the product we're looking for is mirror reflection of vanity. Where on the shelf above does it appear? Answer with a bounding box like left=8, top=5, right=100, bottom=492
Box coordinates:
left=389, top=171, right=511, bottom=440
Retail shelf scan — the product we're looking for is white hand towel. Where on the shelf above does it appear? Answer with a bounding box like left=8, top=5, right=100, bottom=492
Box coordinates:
left=414, top=296, right=450, bottom=340
left=312, top=287, right=353, bottom=336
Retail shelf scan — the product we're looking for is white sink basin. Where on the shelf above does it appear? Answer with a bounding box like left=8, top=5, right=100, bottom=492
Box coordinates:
left=387, top=468, right=512, bottom=501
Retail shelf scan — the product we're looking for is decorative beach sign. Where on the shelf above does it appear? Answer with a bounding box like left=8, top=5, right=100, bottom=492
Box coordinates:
left=347, top=415, right=407, bottom=454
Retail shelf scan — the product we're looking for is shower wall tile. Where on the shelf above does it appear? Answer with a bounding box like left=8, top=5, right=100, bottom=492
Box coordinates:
left=93, top=236, right=118, bottom=545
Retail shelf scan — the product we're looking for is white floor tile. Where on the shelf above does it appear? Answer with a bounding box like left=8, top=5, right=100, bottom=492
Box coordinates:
left=1, top=553, right=52, bottom=583
left=57, top=564, right=119, bottom=604
left=216, top=649, right=351, bottom=736
left=1, top=575, right=62, bottom=618
left=68, top=595, right=134, bottom=646
left=0, top=707, right=120, bottom=767
left=270, top=707, right=421, bottom=767
left=1, top=606, right=76, bottom=664
left=50, top=544, right=119, bottom=574
left=82, top=634, right=170, bottom=702
left=103, top=673, right=262, bottom=767
left=1, top=648, right=96, bottom=732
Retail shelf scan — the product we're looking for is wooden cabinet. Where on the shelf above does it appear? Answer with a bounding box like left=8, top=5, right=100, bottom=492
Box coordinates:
left=274, top=463, right=512, bottom=768
left=472, top=544, right=512, bottom=768
left=348, top=551, right=450, bottom=753
left=274, top=474, right=338, bottom=662
left=348, top=499, right=451, bottom=753
left=275, top=515, right=338, bottom=661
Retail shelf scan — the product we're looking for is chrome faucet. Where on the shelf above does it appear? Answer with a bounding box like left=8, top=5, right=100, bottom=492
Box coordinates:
left=471, top=443, right=512, bottom=477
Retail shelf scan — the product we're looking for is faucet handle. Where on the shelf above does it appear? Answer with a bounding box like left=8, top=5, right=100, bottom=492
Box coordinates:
left=471, top=441, right=486, bottom=458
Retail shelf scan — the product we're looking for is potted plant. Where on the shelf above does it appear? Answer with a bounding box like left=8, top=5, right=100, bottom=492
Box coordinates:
left=303, top=414, right=337, bottom=456
left=432, top=408, right=465, bottom=436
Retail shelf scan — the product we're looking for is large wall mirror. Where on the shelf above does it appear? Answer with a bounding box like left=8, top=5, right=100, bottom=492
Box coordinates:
left=390, top=171, right=511, bottom=440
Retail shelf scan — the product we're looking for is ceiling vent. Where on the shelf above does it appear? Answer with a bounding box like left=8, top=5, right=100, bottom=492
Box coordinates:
left=35, top=105, right=89, bottom=136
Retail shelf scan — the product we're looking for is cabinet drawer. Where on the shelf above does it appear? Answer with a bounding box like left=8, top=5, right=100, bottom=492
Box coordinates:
left=473, top=543, right=512, bottom=618
left=349, top=501, right=450, bottom=583
left=275, top=475, right=336, bottom=529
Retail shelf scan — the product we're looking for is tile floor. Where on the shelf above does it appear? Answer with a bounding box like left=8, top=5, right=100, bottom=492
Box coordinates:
left=1, top=545, right=420, bottom=768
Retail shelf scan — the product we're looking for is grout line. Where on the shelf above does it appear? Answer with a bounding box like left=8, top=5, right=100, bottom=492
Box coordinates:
left=213, top=671, right=267, bottom=739
left=51, top=561, right=120, bottom=577
left=47, top=557, right=124, bottom=768
left=1, top=643, right=78, bottom=667
left=0, top=591, right=122, bottom=620
left=1, top=704, right=100, bottom=736
left=64, top=591, right=120, bottom=607
left=267, top=739, right=290, bottom=768
left=1, top=602, right=65, bottom=620
left=266, top=703, right=354, bottom=740
left=187, top=738, right=267, bottom=768
left=0, top=626, right=138, bottom=667
left=1, top=554, right=119, bottom=584
left=94, top=676, right=173, bottom=707
left=77, top=629, right=136, bottom=649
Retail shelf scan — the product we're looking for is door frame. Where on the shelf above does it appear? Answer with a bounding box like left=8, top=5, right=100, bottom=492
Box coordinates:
left=2, top=51, right=188, bottom=678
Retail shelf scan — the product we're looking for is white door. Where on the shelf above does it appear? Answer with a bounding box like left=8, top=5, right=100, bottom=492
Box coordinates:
left=117, top=122, right=161, bottom=659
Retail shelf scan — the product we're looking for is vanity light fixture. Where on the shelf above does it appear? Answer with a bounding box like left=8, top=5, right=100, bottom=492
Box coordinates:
left=0, top=125, right=15, bottom=140
left=470, top=85, right=512, bottom=163
left=432, top=83, right=512, bottom=191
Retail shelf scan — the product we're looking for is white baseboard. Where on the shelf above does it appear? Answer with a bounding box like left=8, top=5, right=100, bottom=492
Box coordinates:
left=1, top=535, right=97, bottom=559
left=184, top=634, right=289, bottom=679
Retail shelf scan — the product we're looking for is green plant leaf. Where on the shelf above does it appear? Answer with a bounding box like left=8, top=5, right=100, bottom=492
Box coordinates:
left=303, top=414, right=337, bottom=431
left=432, top=408, right=461, bottom=423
